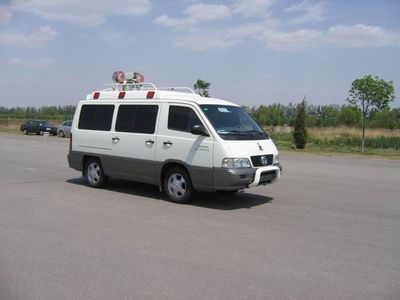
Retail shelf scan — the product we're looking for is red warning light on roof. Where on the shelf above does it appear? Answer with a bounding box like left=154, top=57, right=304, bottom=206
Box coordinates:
left=93, top=92, right=100, bottom=99
left=147, top=91, right=155, bottom=99
left=118, top=92, right=126, bottom=99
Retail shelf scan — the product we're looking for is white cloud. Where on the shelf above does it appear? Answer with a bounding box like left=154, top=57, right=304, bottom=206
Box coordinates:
left=174, top=22, right=271, bottom=50
left=0, top=26, right=57, bottom=47
left=8, top=58, right=23, bottom=65
left=258, top=24, right=400, bottom=50
left=172, top=23, right=400, bottom=51
left=259, top=29, right=322, bottom=50
left=153, top=1, right=400, bottom=52
left=0, top=5, right=12, bottom=23
left=234, top=0, right=275, bottom=17
left=155, top=4, right=231, bottom=28
left=323, top=24, right=400, bottom=48
left=285, top=0, right=327, bottom=24
left=10, top=0, right=151, bottom=27
left=8, top=57, right=55, bottom=68
left=101, top=31, right=136, bottom=45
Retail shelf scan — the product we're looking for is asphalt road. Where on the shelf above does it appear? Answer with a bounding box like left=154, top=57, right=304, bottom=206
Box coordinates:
left=0, top=134, right=399, bottom=300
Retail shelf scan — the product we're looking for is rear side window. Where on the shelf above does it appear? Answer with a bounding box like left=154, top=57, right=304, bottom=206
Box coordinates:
left=78, top=105, right=114, bottom=131
left=116, top=105, right=158, bottom=134
left=168, top=106, right=202, bottom=133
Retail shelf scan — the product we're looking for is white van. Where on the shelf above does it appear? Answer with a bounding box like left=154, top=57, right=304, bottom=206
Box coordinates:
left=68, top=82, right=282, bottom=203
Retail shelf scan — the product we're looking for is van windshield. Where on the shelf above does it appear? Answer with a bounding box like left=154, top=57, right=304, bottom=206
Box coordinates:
left=200, top=105, right=268, bottom=140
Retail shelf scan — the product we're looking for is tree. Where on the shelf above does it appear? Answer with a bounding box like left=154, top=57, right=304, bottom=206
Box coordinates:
left=392, top=108, right=400, bottom=128
left=255, top=104, right=286, bottom=126
left=293, top=97, right=307, bottom=149
left=305, top=115, right=318, bottom=127
left=283, top=102, right=297, bottom=126
left=370, top=108, right=398, bottom=129
left=338, top=105, right=362, bottom=127
left=194, top=79, right=211, bottom=97
left=347, top=75, right=395, bottom=152
left=319, top=105, right=339, bottom=127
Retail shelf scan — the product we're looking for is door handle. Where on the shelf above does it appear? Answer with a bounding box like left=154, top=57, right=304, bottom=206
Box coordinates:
left=145, top=139, right=154, bottom=145
left=112, top=137, right=120, bottom=142
left=163, top=141, right=173, bottom=146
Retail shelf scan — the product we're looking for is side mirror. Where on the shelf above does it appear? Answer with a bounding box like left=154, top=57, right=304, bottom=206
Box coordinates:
left=190, top=124, right=209, bottom=136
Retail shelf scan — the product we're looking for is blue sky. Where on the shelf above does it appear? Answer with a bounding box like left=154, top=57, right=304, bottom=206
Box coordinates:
left=0, top=0, right=399, bottom=107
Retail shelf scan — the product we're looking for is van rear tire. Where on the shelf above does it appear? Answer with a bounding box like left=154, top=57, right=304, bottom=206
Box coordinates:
left=163, top=167, right=194, bottom=204
left=85, top=158, right=107, bottom=188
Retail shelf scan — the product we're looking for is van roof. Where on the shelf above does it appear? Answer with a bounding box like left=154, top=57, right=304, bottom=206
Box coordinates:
left=84, top=83, right=239, bottom=107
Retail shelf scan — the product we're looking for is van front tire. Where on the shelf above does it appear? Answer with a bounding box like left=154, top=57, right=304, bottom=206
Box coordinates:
left=163, top=167, right=194, bottom=204
left=85, top=158, right=107, bottom=188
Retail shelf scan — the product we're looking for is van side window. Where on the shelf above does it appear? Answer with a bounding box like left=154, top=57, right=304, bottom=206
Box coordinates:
left=78, top=105, right=114, bottom=131
left=168, top=106, right=202, bottom=133
left=116, top=105, right=158, bottom=134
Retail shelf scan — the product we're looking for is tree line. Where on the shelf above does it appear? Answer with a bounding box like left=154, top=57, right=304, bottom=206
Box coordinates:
left=1, top=103, right=399, bottom=129
left=247, top=103, right=400, bottom=129
left=0, top=106, right=76, bottom=120
left=1, top=76, right=398, bottom=131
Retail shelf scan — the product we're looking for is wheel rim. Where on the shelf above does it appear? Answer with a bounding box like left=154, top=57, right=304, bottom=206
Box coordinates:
left=167, top=173, right=186, bottom=199
left=87, top=163, right=101, bottom=184
left=59, top=131, right=64, bottom=137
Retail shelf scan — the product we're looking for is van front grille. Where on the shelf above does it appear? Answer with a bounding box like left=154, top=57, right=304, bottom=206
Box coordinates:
left=251, top=154, right=273, bottom=167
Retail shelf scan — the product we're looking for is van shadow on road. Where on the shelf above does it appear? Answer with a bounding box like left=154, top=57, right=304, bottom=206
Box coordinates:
left=66, top=178, right=273, bottom=210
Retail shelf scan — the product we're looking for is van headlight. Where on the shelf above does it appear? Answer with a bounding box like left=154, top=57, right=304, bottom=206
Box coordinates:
left=274, top=154, right=280, bottom=164
left=221, top=158, right=251, bottom=168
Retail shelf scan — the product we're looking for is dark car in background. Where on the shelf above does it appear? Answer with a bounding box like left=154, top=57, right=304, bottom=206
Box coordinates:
left=20, top=120, right=57, bottom=136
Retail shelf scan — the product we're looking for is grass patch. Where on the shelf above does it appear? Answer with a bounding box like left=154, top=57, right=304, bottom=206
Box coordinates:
left=0, top=128, right=20, bottom=135
left=270, top=128, right=400, bottom=159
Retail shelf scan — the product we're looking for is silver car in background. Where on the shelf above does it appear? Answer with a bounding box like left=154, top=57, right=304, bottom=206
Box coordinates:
left=57, top=121, right=72, bottom=137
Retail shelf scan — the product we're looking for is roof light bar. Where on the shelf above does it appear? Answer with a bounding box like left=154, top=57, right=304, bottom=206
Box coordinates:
left=93, top=92, right=100, bottom=99
left=147, top=91, right=155, bottom=99
left=118, top=91, right=126, bottom=99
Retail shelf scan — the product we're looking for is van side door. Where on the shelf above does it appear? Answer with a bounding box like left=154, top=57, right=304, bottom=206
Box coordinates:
left=110, top=103, right=159, bottom=183
left=156, top=104, right=214, bottom=190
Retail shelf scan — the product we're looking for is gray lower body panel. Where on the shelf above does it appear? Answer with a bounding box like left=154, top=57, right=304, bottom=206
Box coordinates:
left=213, top=168, right=255, bottom=191
left=68, top=151, right=157, bottom=184
left=68, top=151, right=267, bottom=192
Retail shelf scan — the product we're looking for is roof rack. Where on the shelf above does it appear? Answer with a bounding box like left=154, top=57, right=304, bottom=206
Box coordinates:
left=103, top=82, right=196, bottom=94
left=159, top=87, right=195, bottom=94
left=104, top=82, right=157, bottom=91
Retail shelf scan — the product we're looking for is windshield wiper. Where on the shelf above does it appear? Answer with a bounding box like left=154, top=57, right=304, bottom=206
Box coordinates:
left=217, top=130, right=249, bottom=135
left=243, top=130, right=265, bottom=135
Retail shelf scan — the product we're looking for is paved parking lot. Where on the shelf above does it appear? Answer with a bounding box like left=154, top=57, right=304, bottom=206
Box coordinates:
left=0, top=134, right=399, bottom=300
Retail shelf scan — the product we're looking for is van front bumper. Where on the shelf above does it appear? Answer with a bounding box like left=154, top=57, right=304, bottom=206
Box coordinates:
left=213, top=163, right=282, bottom=191
left=248, top=165, right=281, bottom=187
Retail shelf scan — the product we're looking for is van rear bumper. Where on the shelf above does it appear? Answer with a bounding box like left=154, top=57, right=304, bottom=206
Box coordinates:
left=213, top=163, right=282, bottom=191
left=68, top=151, right=83, bottom=171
